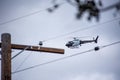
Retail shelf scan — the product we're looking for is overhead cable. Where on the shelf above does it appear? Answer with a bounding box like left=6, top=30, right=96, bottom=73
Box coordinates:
left=0, top=3, right=65, bottom=26
left=12, top=40, right=120, bottom=74
left=0, top=10, right=45, bottom=26
left=43, top=17, right=120, bottom=42
left=12, top=49, right=93, bottom=74
left=100, top=1, right=120, bottom=12
left=100, top=41, right=120, bottom=49
left=12, top=46, right=29, bottom=60
left=14, top=52, right=32, bottom=73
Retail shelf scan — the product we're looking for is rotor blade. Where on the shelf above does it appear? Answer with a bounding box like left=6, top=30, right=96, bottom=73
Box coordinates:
left=69, top=36, right=93, bottom=39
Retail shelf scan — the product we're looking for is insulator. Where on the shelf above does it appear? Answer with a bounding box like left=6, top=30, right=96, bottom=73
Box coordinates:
left=94, top=46, right=100, bottom=51
left=39, top=41, right=43, bottom=46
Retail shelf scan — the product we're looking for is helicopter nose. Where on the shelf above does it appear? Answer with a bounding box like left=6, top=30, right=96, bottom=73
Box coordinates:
left=66, top=43, right=71, bottom=48
left=65, top=43, right=69, bottom=47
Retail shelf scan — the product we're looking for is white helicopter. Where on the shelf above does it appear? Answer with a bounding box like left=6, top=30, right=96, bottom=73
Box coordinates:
left=65, top=36, right=99, bottom=48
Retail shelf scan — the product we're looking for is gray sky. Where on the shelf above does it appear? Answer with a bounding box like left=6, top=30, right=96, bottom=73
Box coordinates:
left=0, top=0, right=120, bottom=80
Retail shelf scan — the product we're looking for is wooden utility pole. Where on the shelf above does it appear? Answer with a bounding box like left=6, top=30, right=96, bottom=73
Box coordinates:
left=1, top=33, right=11, bottom=80
left=0, top=33, right=64, bottom=80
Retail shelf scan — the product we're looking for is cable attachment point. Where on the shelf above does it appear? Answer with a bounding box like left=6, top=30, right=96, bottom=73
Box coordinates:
left=94, top=46, right=100, bottom=51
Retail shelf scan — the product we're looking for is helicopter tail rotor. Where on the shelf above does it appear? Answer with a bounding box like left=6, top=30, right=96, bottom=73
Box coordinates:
left=94, top=36, right=99, bottom=43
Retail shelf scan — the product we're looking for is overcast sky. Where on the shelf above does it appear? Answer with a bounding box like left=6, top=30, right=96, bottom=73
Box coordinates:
left=0, top=0, right=120, bottom=80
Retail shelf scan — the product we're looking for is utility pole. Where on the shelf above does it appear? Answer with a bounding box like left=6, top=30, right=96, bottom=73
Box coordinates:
left=0, top=33, right=64, bottom=80
left=1, top=33, right=11, bottom=80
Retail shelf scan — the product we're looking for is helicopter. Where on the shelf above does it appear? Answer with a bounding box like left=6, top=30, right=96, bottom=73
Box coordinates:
left=65, top=36, right=99, bottom=48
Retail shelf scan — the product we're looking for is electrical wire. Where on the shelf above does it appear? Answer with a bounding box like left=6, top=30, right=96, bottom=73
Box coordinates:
left=100, top=41, right=120, bottom=49
left=100, top=1, right=120, bottom=12
left=12, top=49, right=94, bottom=74
left=0, top=48, right=29, bottom=61
left=14, top=51, right=32, bottom=73
left=43, top=17, right=120, bottom=42
left=12, top=40, right=120, bottom=74
left=0, top=2, right=65, bottom=26
left=12, top=46, right=29, bottom=60
left=0, top=9, right=45, bottom=26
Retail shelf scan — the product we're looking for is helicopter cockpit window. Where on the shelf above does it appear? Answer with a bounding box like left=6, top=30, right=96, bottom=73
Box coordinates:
left=69, top=41, right=74, bottom=44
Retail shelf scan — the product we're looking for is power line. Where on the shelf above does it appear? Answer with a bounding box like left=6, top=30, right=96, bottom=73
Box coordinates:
left=0, top=3, right=65, bottom=26
left=100, top=41, right=120, bottom=49
left=14, top=51, right=32, bottom=73
left=11, top=46, right=31, bottom=73
left=12, top=46, right=29, bottom=60
left=12, top=40, right=120, bottom=74
left=0, top=9, right=45, bottom=26
left=12, top=49, right=93, bottom=74
left=12, top=47, right=32, bottom=76
left=0, top=48, right=29, bottom=61
left=43, top=17, right=120, bottom=42
left=100, top=1, right=120, bottom=12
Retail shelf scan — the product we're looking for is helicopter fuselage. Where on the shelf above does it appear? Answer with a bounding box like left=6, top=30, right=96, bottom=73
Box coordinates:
left=65, top=36, right=99, bottom=48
